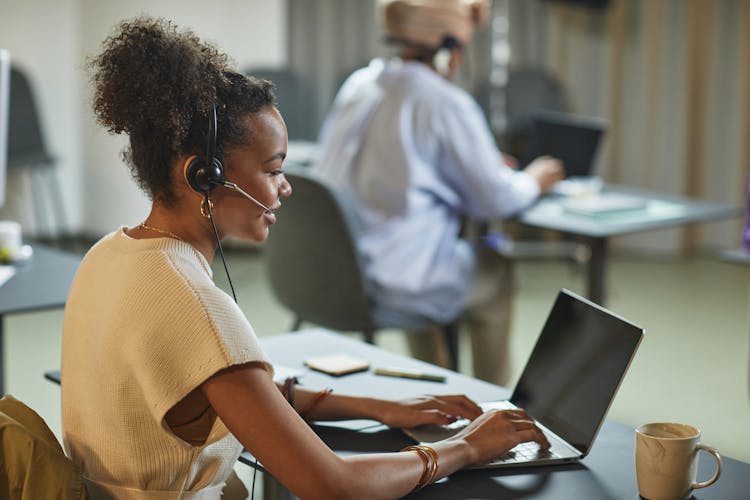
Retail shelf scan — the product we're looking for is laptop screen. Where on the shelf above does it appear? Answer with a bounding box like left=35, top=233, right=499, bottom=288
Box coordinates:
left=521, top=111, right=606, bottom=178
left=510, top=289, right=643, bottom=455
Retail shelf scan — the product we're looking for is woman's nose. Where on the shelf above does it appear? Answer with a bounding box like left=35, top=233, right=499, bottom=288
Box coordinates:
left=279, top=176, right=292, bottom=197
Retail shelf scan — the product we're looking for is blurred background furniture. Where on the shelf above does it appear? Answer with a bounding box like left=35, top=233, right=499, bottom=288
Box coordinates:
left=0, top=244, right=80, bottom=394
left=8, top=66, right=67, bottom=239
left=478, top=65, right=588, bottom=270
left=264, top=169, right=460, bottom=370
left=498, top=66, right=570, bottom=159
left=520, top=186, right=742, bottom=305
left=244, top=66, right=314, bottom=143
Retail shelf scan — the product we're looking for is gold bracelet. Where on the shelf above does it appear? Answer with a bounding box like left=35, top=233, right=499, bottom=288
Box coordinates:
left=401, top=445, right=439, bottom=491
left=418, top=445, right=439, bottom=486
left=299, top=388, right=333, bottom=422
left=403, top=447, right=429, bottom=490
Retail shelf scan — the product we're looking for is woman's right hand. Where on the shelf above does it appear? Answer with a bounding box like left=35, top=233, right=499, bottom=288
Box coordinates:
left=448, top=409, right=550, bottom=466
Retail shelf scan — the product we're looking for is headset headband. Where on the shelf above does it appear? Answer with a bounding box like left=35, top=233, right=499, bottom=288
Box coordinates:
left=207, top=103, right=217, bottom=161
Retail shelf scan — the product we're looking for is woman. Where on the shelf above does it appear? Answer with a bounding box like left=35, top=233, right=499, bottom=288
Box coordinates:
left=61, top=17, right=548, bottom=498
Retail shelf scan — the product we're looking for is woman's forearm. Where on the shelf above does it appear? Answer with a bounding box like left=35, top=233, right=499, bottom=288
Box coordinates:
left=290, top=385, right=389, bottom=422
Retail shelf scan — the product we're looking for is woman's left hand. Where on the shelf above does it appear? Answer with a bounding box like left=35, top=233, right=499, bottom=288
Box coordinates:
left=376, top=394, right=483, bottom=429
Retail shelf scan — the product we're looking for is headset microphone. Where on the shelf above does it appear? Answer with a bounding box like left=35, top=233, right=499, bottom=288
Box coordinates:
left=212, top=179, right=275, bottom=214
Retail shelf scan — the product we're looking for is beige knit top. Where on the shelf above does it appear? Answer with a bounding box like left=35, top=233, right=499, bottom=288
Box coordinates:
left=61, top=228, right=271, bottom=499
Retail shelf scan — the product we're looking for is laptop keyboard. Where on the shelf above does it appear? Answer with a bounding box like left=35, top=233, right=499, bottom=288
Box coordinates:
left=496, top=441, right=556, bottom=463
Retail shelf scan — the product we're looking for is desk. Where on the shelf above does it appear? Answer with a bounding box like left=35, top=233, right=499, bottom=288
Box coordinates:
left=519, top=185, right=741, bottom=305
left=241, top=329, right=750, bottom=499
left=0, top=244, right=80, bottom=394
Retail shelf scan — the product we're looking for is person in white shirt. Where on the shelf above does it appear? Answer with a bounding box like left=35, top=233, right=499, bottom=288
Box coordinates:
left=315, top=0, right=564, bottom=385
left=61, top=16, right=549, bottom=499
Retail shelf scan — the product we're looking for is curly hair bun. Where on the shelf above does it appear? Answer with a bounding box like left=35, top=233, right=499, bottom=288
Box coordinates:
left=90, top=17, right=230, bottom=150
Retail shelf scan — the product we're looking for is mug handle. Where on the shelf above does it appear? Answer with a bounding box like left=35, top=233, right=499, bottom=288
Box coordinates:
left=692, top=444, right=722, bottom=489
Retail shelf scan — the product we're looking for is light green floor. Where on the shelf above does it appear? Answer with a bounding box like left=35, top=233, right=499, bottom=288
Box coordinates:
left=4, top=247, right=749, bottom=469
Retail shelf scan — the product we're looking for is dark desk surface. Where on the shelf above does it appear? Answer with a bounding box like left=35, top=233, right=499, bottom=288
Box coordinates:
left=0, top=243, right=81, bottom=394
left=0, top=244, right=81, bottom=315
left=242, top=329, right=749, bottom=499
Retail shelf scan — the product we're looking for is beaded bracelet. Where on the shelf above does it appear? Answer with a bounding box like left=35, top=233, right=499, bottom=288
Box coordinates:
left=282, top=376, right=298, bottom=407
left=401, top=444, right=439, bottom=491
left=299, top=388, right=333, bottom=422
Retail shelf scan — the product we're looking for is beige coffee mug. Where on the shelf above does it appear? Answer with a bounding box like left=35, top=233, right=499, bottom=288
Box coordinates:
left=635, top=422, right=722, bottom=500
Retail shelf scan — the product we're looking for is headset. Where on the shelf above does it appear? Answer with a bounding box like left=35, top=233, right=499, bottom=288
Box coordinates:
left=185, top=104, right=224, bottom=193
left=383, top=35, right=461, bottom=77
left=433, top=36, right=461, bottom=76
left=184, top=104, right=274, bottom=213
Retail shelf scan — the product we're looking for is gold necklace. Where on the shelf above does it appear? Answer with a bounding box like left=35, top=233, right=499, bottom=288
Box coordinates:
left=138, top=222, right=184, bottom=242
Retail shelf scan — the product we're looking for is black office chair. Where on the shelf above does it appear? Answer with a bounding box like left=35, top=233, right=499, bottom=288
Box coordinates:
left=264, top=169, right=461, bottom=370
left=8, top=66, right=67, bottom=238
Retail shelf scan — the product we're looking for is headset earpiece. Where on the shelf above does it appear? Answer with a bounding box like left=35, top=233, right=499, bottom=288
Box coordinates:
left=185, top=104, right=224, bottom=193
left=185, top=155, right=223, bottom=193
left=433, top=36, right=461, bottom=76
left=433, top=48, right=452, bottom=75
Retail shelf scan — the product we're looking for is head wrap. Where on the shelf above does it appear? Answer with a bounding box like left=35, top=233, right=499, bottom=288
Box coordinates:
left=380, top=0, right=491, bottom=50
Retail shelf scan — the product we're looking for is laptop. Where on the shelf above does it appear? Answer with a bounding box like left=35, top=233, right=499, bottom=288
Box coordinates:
left=403, top=288, right=644, bottom=468
left=521, top=110, right=606, bottom=179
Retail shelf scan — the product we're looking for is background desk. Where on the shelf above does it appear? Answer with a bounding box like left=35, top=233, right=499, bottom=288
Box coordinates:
left=242, top=329, right=750, bottom=499
left=0, top=244, right=80, bottom=394
left=519, top=185, right=740, bottom=305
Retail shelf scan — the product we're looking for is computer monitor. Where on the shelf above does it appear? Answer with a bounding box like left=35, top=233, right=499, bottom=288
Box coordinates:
left=0, top=49, right=10, bottom=209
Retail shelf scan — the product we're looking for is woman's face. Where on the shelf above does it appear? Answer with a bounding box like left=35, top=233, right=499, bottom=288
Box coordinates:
left=217, top=106, right=291, bottom=242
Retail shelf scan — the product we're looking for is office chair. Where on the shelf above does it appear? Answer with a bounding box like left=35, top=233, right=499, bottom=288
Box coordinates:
left=8, top=66, right=67, bottom=238
left=264, top=169, right=461, bottom=370
left=244, top=67, right=313, bottom=142
left=0, top=394, right=87, bottom=499
left=502, top=66, right=570, bottom=155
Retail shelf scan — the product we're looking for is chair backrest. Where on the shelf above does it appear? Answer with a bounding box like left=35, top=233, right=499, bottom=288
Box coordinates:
left=8, top=66, right=53, bottom=168
left=264, top=169, right=375, bottom=331
left=245, top=67, right=314, bottom=141
left=500, top=66, right=570, bottom=159
left=0, top=395, right=87, bottom=499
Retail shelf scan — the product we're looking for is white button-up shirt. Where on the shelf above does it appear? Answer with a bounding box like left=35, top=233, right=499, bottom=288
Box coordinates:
left=314, top=58, right=539, bottom=322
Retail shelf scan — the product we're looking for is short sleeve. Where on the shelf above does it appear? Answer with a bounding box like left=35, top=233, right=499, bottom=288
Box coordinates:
left=122, top=251, right=272, bottom=430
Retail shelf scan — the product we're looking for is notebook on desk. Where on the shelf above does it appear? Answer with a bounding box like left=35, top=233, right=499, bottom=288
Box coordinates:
left=403, top=289, right=643, bottom=468
left=560, top=192, right=649, bottom=216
